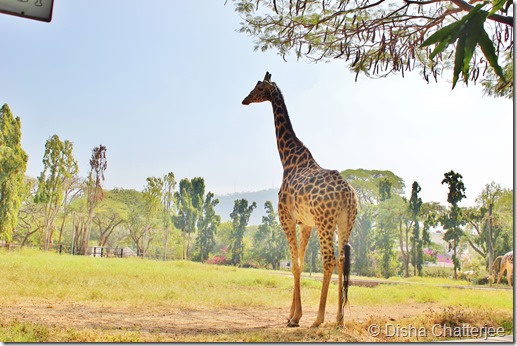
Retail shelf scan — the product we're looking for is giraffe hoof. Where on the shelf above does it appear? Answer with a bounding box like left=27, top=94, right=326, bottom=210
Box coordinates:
left=287, top=320, right=300, bottom=328
left=310, top=321, right=323, bottom=328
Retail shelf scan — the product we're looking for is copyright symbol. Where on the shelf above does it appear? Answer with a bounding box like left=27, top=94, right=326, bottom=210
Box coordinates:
left=368, top=324, right=381, bottom=337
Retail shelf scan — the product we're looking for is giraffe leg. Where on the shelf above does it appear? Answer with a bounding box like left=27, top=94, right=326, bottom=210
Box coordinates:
left=282, top=222, right=302, bottom=327
left=289, top=225, right=312, bottom=322
left=336, top=212, right=354, bottom=326
left=311, top=223, right=336, bottom=328
left=506, top=266, right=512, bottom=287
left=287, top=252, right=302, bottom=327
left=298, top=225, right=313, bottom=273
left=497, top=268, right=504, bottom=287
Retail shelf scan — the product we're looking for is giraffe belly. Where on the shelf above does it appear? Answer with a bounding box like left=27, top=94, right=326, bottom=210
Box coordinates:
left=293, top=203, right=316, bottom=227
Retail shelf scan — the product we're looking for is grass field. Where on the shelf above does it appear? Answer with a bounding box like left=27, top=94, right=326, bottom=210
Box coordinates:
left=0, top=249, right=513, bottom=342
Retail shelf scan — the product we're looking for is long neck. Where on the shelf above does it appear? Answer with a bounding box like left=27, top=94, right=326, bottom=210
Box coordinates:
left=270, top=88, right=317, bottom=170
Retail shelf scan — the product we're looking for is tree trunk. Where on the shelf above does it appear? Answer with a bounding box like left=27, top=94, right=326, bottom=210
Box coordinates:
left=56, top=208, right=72, bottom=249
left=21, top=228, right=40, bottom=247
left=488, top=203, right=494, bottom=287
left=398, top=219, right=409, bottom=277
left=453, top=246, right=458, bottom=280
left=163, top=226, right=169, bottom=261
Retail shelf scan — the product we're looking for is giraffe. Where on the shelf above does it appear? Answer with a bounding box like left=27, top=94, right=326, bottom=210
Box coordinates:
left=242, top=72, right=358, bottom=328
left=493, top=251, right=513, bottom=288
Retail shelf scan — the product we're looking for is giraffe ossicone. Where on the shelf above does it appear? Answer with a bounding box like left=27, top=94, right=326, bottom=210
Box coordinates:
left=242, top=72, right=358, bottom=328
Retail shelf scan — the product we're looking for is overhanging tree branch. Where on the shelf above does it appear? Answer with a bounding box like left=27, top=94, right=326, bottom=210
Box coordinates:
left=233, top=0, right=513, bottom=97
left=448, top=0, right=514, bottom=25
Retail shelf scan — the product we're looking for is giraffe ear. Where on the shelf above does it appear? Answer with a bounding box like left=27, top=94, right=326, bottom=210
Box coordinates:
left=264, top=72, right=272, bottom=81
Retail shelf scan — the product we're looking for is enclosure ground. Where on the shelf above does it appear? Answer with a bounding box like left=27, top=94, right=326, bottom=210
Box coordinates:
left=0, top=298, right=511, bottom=342
left=0, top=252, right=512, bottom=342
left=0, top=299, right=428, bottom=341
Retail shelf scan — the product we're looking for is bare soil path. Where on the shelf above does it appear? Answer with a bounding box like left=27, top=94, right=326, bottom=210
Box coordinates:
left=0, top=299, right=436, bottom=341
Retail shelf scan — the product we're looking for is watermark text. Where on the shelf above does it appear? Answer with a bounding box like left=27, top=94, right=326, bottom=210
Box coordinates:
left=367, top=323, right=506, bottom=340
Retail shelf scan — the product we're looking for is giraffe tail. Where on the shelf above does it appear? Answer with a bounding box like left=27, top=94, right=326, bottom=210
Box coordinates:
left=342, top=243, right=351, bottom=310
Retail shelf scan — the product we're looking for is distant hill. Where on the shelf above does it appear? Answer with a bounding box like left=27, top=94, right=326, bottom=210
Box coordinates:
left=214, top=188, right=279, bottom=226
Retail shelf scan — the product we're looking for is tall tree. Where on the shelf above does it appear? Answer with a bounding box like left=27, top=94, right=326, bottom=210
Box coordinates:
left=252, top=201, right=288, bottom=269
left=379, top=178, right=392, bottom=201
left=392, top=196, right=412, bottom=278
left=113, top=188, right=146, bottom=254
left=173, top=177, right=205, bottom=259
left=375, top=181, right=398, bottom=278
left=140, top=176, right=164, bottom=257
left=233, top=0, right=512, bottom=97
left=229, top=198, right=256, bottom=265
left=34, top=134, right=79, bottom=250
left=16, top=177, right=44, bottom=247
left=465, top=182, right=513, bottom=281
left=440, top=170, right=467, bottom=279
left=161, top=172, right=176, bottom=261
left=408, top=181, right=424, bottom=276
left=0, top=104, right=28, bottom=246
left=74, top=145, right=107, bottom=255
left=342, top=169, right=404, bottom=276
left=195, top=192, right=221, bottom=262
left=55, top=174, right=82, bottom=249
left=92, top=190, right=127, bottom=247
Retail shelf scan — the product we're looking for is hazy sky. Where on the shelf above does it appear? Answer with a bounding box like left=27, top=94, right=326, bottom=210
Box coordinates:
left=1, top=1, right=513, bottom=207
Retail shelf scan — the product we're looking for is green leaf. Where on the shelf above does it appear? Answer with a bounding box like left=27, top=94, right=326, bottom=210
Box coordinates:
left=452, top=35, right=467, bottom=89
left=422, top=3, right=485, bottom=50
left=429, top=40, right=451, bottom=60
left=478, top=28, right=506, bottom=81
left=489, top=0, right=509, bottom=15
left=422, top=20, right=463, bottom=47
left=461, top=11, right=488, bottom=84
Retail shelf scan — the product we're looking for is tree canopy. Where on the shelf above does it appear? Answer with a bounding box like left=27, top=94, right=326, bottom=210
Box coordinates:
left=0, top=104, right=28, bottom=245
left=35, top=134, right=78, bottom=250
left=233, top=0, right=513, bottom=97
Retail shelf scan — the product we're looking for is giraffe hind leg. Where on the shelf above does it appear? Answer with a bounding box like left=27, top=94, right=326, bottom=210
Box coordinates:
left=336, top=211, right=354, bottom=326
left=311, top=221, right=336, bottom=328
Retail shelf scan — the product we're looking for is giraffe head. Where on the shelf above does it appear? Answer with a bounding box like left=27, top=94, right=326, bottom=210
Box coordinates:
left=242, top=72, right=276, bottom=105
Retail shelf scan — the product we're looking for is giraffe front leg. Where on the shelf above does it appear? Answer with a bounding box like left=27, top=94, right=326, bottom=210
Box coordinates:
left=287, top=257, right=302, bottom=327
left=287, top=226, right=312, bottom=327
left=281, top=221, right=302, bottom=327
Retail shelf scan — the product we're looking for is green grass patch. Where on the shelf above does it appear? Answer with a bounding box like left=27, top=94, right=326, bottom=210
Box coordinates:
left=0, top=248, right=297, bottom=309
left=349, top=284, right=512, bottom=309
left=1, top=248, right=513, bottom=311
left=0, top=319, right=144, bottom=342
left=0, top=319, right=50, bottom=342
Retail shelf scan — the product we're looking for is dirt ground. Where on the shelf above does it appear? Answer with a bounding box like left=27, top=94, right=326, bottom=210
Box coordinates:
left=0, top=299, right=437, bottom=341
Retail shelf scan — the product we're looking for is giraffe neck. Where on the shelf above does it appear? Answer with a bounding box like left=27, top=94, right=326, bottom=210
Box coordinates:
left=270, top=88, right=318, bottom=171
